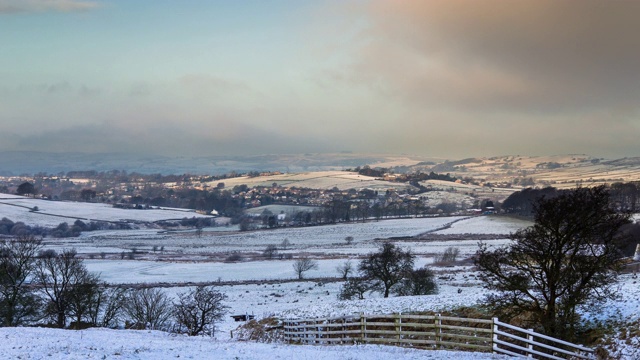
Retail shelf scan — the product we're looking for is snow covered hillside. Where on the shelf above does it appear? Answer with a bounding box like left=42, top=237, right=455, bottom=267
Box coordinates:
left=0, top=194, right=211, bottom=227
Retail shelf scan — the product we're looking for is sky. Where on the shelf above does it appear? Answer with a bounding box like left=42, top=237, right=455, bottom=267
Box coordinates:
left=2, top=0, right=640, bottom=159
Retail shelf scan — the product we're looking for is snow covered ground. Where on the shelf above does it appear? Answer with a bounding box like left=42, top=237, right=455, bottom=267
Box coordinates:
left=2, top=212, right=638, bottom=358
left=204, top=171, right=414, bottom=191
left=56, top=216, right=519, bottom=258
left=0, top=327, right=512, bottom=360
left=0, top=195, right=211, bottom=227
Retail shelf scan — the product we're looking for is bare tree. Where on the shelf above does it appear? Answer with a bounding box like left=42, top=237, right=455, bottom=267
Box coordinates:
left=476, top=186, right=630, bottom=340
left=293, top=257, right=318, bottom=279
left=280, top=238, right=291, bottom=250
left=94, top=286, right=126, bottom=328
left=0, top=235, right=42, bottom=326
left=123, top=288, right=172, bottom=330
left=433, top=246, right=460, bottom=264
left=173, top=286, right=228, bottom=336
left=356, top=201, right=370, bottom=222
left=336, top=260, right=353, bottom=280
left=35, top=248, right=96, bottom=328
left=67, top=273, right=102, bottom=328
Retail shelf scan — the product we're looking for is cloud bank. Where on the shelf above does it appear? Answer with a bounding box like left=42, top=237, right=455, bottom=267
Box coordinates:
left=2, top=1, right=640, bottom=160
left=0, top=0, right=99, bottom=13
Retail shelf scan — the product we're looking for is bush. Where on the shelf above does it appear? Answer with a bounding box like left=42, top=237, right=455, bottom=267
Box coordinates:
left=434, top=247, right=460, bottom=264
left=123, top=288, right=172, bottom=330
left=173, top=286, right=228, bottom=336
left=225, top=253, right=243, bottom=262
left=262, top=245, right=278, bottom=259
left=393, top=267, right=438, bottom=296
left=338, top=277, right=371, bottom=300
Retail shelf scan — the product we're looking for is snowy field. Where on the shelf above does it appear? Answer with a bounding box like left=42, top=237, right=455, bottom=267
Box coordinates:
left=204, top=171, right=414, bottom=191
left=3, top=210, right=639, bottom=358
left=41, top=217, right=523, bottom=284
left=44, top=214, right=640, bottom=331
left=0, top=327, right=512, bottom=360
left=59, top=216, right=515, bottom=256
left=0, top=194, right=211, bottom=227
left=434, top=215, right=532, bottom=235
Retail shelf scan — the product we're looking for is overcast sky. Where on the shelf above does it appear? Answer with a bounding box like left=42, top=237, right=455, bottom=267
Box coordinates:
left=2, top=0, right=640, bottom=159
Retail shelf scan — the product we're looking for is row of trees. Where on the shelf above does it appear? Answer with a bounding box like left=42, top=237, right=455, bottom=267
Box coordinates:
left=0, top=217, right=131, bottom=238
left=240, top=197, right=450, bottom=231
left=349, top=165, right=457, bottom=184
left=0, top=237, right=227, bottom=335
left=501, top=181, right=640, bottom=215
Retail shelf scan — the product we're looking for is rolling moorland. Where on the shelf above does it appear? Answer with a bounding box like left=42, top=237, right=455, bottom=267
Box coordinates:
left=3, top=152, right=640, bottom=185
left=1, top=154, right=640, bottom=359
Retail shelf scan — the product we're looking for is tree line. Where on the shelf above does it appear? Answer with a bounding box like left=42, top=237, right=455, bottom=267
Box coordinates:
left=502, top=182, right=640, bottom=215
left=0, top=217, right=132, bottom=238
left=0, top=236, right=227, bottom=335
left=500, top=183, right=640, bottom=257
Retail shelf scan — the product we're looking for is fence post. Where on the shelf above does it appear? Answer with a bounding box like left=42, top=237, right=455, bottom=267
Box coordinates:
left=527, top=329, right=534, bottom=357
left=492, top=317, right=499, bottom=354
left=435, top=313, right=442, bottom=349
left=395, top=312, right=401, bottom=340
left=360, top=312, right=366, bottom=343
left=282, top=320, right=286, bottom=342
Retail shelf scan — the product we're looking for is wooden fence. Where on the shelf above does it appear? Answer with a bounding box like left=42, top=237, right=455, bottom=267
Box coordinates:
left=283, top=313, right=594, bottom=359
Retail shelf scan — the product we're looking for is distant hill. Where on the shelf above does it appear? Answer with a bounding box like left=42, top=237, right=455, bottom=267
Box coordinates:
left=0, top=151, right=435, bottom=176
left=406, top=155, right=640, bottom=189
left=3, top=152, right=640, bottom=191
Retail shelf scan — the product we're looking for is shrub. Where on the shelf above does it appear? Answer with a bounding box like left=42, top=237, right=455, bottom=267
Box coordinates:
left=225, top=253, right=243, bottom=262
left=338, top=277, right=371, bottom=300
left=393, top=267, right=438, bottom=296
left=173, top=286, right=228, bottom=336
left=262, top=245, right=278, bottom=259
left=434, top=247, right=460, bottom=264
left=123, top=288, right=172, bottom=330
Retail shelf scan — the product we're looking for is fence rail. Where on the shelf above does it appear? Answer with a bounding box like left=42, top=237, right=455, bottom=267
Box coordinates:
left=283, top=313, right=594, bottom=359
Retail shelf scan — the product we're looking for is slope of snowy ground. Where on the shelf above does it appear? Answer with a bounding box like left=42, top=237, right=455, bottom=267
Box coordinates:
left=3, top=275, right=637, bottom=359
left=0, top=195, right=211, bottom=227
left=433, top=215, right=532, bottom=235
left=203, top=171, right=414, bottom=191
left=0, top=327, right=512, bottom=360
